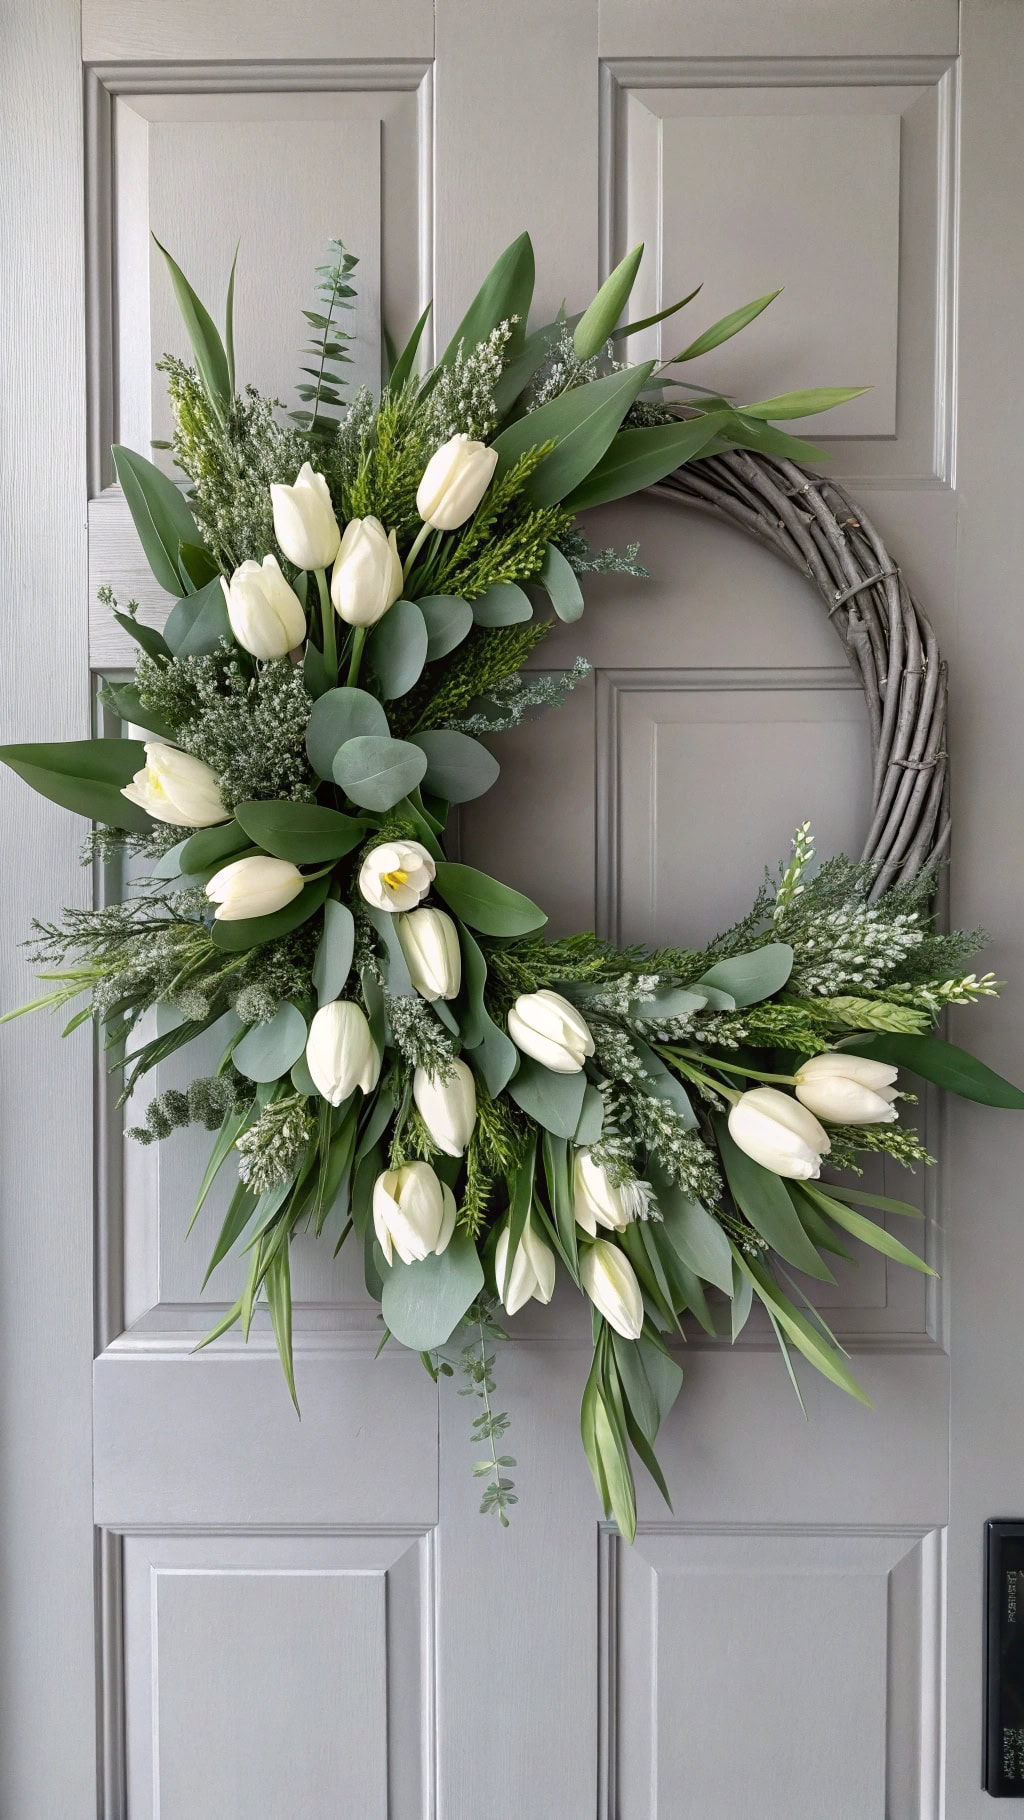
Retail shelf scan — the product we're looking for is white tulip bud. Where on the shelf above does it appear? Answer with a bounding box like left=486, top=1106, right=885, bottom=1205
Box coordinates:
left=794, top=1051, right=900, bottom=1125
left=495, top=1215, right=556, bottom=1317
left=416, top=434, right=499, bottom=531
left=373, top=1161, right=457, bottom=1266
left=413, top=1059, right=476, bottom=1156
left=573, top=1148, right=629, bottom=1233
left=580, top=1240, right=644, bottom=1340
left=221, top=554, right=306, bottom=659
left=305, top=1000, right=381, bottom=1105
left=269, top=462, right=341, bottom=570
left=204, top=855, right=304, bottom=922
left=358, top=840, right=436, bottom=914
left=121, top=742, right=229, bottom=828
left=396, top=908, right=462, bottom=1001
left=508, top=989, right=595, bottom=1074
left=728, top=1087, right=831, bottom=1181
left=329, top=516, right=403, bottom=627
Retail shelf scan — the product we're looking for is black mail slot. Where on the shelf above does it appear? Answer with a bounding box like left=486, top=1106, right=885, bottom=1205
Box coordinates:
left=985, top=1521, right=1024, bottom=1795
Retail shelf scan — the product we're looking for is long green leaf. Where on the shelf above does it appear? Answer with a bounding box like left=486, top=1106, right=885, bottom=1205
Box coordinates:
left=0, top=738, right=150, bottom=832
left=435, top=231, right=535, bottom=374
left=266, top=1243, right=299, bottom=1411
left=490, top=361, right=655, bottom=505
left=573, top=243, right=644, bottom=361
left=610, top=283, right=703, bottom=342
left=153, top=235, right=231, bottom=414
left=739, top=385, right=869, bottom=421
left=735, top=1249, right=871, bottom=1405
left=667, top=290, right=781, bottom=363
left=224, top=242, right=239, bottom=394
left=561, top=412, right=729, bottom=512
left=388, top=300, right=432, bottom=392
left=797, top=1184, right=936, bottom=1276
left=112, top=444, right=202, bottom=597
left=840, top=1032, right=1024, bottom=1109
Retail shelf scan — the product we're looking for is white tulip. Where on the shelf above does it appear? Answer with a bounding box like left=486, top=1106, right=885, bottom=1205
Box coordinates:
left=358, top=840, right=436, bottom=914
left=580, top=1240, right=644, bottom=1340
left=270, top=462, right=341, bottom=570
left=508, top=989, right=595, bottom=1074
left=728, top=1087, right=831, bottom=1181
left=330, top=516, right=403, bottom=627
left=495, top=1215, right=556, bottom=1317
left=573, top=1149, right=629, bottom=1233
left=413, top=1059, right=476, bottom=1156
left=416, top=433, right=499, bottom=531
left=221, top=554, right=306, bottom=659
left=794, top=1051, right=900, bottom=1125
left=397, top=908, right=462, bottom=1002
left=121, top=742, right=228, bottom=828
left=373, top=1161, right=457, bottom=1266
left=204, top=855, right=304, bottom=922
left=306, top=1000, right=381, bottom=1105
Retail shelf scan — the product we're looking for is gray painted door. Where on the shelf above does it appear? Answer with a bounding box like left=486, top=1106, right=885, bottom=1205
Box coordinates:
left=2, top=1, right=1023, bottom=1814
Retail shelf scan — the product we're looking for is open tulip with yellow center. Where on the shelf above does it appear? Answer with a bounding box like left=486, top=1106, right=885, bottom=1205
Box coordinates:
left=358, top=840, right=436, bottom=913
left=121, top=743, right=229, bottom=828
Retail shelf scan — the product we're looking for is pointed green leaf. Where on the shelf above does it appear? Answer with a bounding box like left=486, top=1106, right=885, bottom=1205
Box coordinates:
left=112, top=444, right=202, bottom=597
left=508, top=1057, right=587, bottom=1139
left=610, top=283, right=703, bottom=342
left=669, top=290, right=781, bottom=363
left=265, top=1243, right=299, bottom=1412
left=0, top=737, right=150, bottom=831
left=163, top=575, right=231, bottom=656
left=224, top=243, right=238, bottom=394
left=739, top=386, right=870, bottom=421
left=573, top=242, right=644, bottom=361
left=435, top=231, right=534, bottom=373
left=313, top=900, right=355, bottom=1006
left=537, top=542, right=584, bottom=622
left=716, top=1116, right=834, bottom=1280
left=491, top=361, right=656, bottom=505
left=234, top=799, right=370, bottom=864
left=560, top=412, right=729, bottom=512
left=735, top=1249, right=871, bottom=1405
left=838, top=1032, right=1024, bottom=1109
left=387, top=300, right=432, bottom=392
left=797, top=1184, right=935, bottom=1275
left=433, top=861, right=547, bottom=936
left=179, top=820, right=249, bottom=875
left=153, top=234, right=231, bottom=412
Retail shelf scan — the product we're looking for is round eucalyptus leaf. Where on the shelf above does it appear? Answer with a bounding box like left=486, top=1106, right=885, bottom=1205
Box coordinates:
left=233, top=1001, right=308, bottom=1084
left=698, top=941, right=793, bottom=1008
left=417, top=594, right=474, bottom=659
left=332, top=735, right=428, bottom=811
left=312, top=900, right=356, bottom=1006
left=306, top=687, right=389, bottom=780
left=507, top=1055, right=588, bottom=1139
left=368, top=599, right=429, bottom=699
left=408, top=729, right=500, bottom=804
left=471, top=582, right=533, bottom=626
left=380, top=1233, right=485, bottom=1351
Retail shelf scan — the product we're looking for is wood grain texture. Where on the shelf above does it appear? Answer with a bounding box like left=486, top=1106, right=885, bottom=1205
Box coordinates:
left=0, top=1, right=97, bottom=1812
left=82, top=0, right=433, bottom=61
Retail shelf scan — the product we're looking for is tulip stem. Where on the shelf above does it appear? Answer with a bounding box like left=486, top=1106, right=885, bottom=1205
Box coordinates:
left=402, top=522, right=431, bottom=582
left=315, top=569, right=337, bottom=685
left=656, top=1049, right=742, bottom=1106
left=346, top=626, right=368, bottom=688
left=657, top=1045, right=796, bottom=1088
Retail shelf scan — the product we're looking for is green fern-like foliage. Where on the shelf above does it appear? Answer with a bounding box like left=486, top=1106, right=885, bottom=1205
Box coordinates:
left=291, top=240, right=358, bottom=441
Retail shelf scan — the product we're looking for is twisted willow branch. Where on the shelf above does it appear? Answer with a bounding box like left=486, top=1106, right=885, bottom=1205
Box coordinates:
left=653, top=450, right=950, bottom=899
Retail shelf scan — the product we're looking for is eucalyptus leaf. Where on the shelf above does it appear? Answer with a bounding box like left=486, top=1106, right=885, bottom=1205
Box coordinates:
left=471, top=583, right=533, bottom=626
left=233, top=1002, right=308, bottom=1084
left=632, top=1039, right=697, bottom=1127
left=433, top=861, right=547, bottom=936
left=408, top=729, right=500, bottom=804
left=234, top=800, right=370, bottom=864
left=380, top=1233, right=484, bottom=1351
left=630, top=984, right=708, bottom=1022
left=537, top=543, right=584, bottom=623
left=111, top=444, right=202, bottom=597
left=364, top=905, right=415, bottom=997
left=573, top=242, right=644, bottom=361
left=179, top=820, right=249, bottom=875
left=368, top=599, right=429, bottom=699
left=332, top=735, right=428, bottom=812
left=507, top=1056, right=587, bottom=1139
left=574, top=1083, right=605, bottom=1145
left=467, top=1018, right=520, bottom=1099
left=656, top=1185, right=734, bottom=1295
left=0, top=737, right=150, bottom=832
left=312, top=900, right=355, bottom=1006
left=306, top=686, right=389, bottom=780
left=698, top=942, right=793, bottom=1007
left=163, top=575, right=231, bottom=657
left=112, top=611, right=170, bottom=663
left=417, top=594, right=475, bottom=660
left=100, top=682, right=176, bottom=743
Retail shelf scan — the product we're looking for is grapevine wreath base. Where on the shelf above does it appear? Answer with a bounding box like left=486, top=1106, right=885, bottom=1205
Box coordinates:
left=1, top=231, right=1018, bottom=1539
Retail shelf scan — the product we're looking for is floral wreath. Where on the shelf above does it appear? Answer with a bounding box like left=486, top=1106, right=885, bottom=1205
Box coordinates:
left=3, top=233, right=1020, bottom=1539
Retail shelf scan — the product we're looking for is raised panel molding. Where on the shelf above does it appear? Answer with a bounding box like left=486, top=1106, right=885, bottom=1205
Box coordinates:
left=85, top=61, right=433, bottom=665
left=599, top=1522, right=944, bottom=1820
left=113, top=1528, right=435, bottom=1820
left=599, top=56, right=958, bottom=484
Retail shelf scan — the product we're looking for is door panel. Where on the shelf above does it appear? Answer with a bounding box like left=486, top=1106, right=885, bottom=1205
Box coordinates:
left=5, top=1, right=1024, bottom=1814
